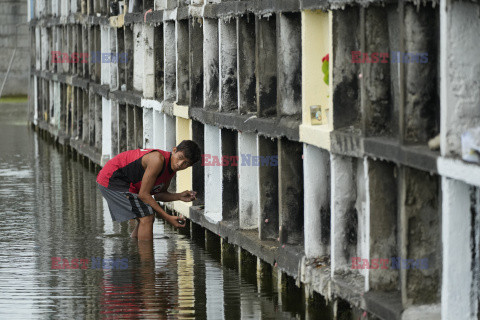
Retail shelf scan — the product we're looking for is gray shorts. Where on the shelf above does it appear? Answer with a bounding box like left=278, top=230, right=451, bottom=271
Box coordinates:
left=97, top=183, right=155, bottom=222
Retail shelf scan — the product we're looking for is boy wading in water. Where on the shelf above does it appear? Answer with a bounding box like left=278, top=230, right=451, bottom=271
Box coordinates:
left=96, top=140, right=201, bottom=240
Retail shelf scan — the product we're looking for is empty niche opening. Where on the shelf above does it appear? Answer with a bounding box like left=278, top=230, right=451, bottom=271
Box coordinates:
left=124, top=25, right=134, bottom=91
left=154, top=24, right=164, bottom=101
left=163, top=21, right=176, bottom=101
left=238, top=13, right=256, bottom=115
left=331, top=7, right=361, bottom=131
left=192, top=120, right=205, bottom=206
left=126, top=104, right=135, bottom=149
left=176, top=19, right=190, bottom=105
left=82, top=89, right=89, bottom=142
left=134, top=105, right=143, bottom=149
left=255, top=14, right=277, bottom=118
left=116, top=27, right=126, bottom=90
left=94, top=26, right=101, bottom=83
left=189, top=17, right=203, bottom=108
left=76, top=87, right=83, bottom=140
left=95, top=94, right=102, bottom=150
left=219, top=18, right=237, bottom=112
left=118, top=103, right=127, bottom=153
left=258, top=135, right=278, bottom=241
left=221, top=129, right=238, bottom=221
left=203, top=18, right=219, bottom=110
left=277, top=12, right=302, bottom=119
left=143, top=0, right=154, bottom=11
left=278, top=138, right=303, bottom=245
left=403, top=3, right=440, bottom=144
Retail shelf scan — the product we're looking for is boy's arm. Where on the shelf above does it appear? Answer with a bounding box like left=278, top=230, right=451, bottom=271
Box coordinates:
left=137, top=153, right=184, bottom=228
left=154, top=180, right=197, bottom=202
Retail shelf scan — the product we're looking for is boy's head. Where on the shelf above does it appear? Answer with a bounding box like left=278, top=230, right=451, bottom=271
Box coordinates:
left=171, top=140, right=201, bottom=172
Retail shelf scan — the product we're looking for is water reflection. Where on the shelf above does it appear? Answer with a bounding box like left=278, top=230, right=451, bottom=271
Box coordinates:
left=0, top=103, right=337, bottom=319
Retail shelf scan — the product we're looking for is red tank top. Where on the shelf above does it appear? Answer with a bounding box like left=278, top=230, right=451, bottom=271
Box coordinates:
left=96, top=149, right=175, bottom=194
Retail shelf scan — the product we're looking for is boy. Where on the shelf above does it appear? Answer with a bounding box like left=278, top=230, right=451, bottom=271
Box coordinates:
left=97, top=140, right=201, bottom=241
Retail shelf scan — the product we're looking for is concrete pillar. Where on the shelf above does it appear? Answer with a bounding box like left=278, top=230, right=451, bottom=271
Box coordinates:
left=304, top=144, right=330, bottom=258
left=175, top=117, right=193, bottom=216
left=237, top=14, right=256, bottom=114
left=330, top=155, right=364, bottom=276
left=399, top=167, right=440, bottom=307
left=221, top=129, right=238, bottom=221
left=101, top=26, right=110, bottom=86
left=152, top=110, right=165, bottom=149
left=256, top=15, right=277, bottom=117
left=219, top=18, right=237, bottom=112
left=189, top=18, right=203, bottom=108
left=143, top=107, right=153, bottom=148
left=164, top=114, right=176, bottom=191
left=277, top=12, right=302, bottom=117
left=176, top=20, right=190, bottom=105
left=204, top=124, right=222, bottom=222
left=365, top=159, right=398, bottom=292
left=82, top=26, right=88, bottom=77
left=238, top=132, right=259, bottom=229
left=133, top=24, right=144, bottom=92
left=142, top=25, right=155, bottom=98
left=257, top=258, right=272, bottom=293
left=154, top=25, right=164, bottom=100
left=440, top=0, right=480, bottom=158
left=164, top=21, right=176, bottom=101
left=278, top=138, right=303, bottom=245
left=258, top=136, right=278, bottom=240
left=441, top=178, right=478, bottom=320
left=101, top=98, right=112, bottom=165
left=203, top=18, right=219, bottom=110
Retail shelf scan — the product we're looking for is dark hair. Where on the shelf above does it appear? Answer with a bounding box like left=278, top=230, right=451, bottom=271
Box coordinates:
left=176, top=140, right=201, bottom=164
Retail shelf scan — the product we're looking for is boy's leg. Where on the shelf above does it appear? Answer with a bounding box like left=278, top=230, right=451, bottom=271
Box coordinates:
left=137, top=214, right=155, bottom=241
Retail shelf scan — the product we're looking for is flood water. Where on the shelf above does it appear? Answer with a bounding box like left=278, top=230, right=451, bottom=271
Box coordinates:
left=0, top=102, right=338, bottom=319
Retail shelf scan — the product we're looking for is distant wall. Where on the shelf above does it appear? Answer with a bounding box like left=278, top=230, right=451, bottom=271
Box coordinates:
left=0, top=0, right=29, bottom=96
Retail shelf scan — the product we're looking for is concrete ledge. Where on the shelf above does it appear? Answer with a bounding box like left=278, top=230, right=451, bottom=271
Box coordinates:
left=189, top=205, right=303, bottom=278
left=173, top=103, right=189, bottom=119
left=363, top=291, right=403, bottom=320
left=330, top=129, right=438, bottom=173
left=109, top=90, right=142, bottom=106
left=145, top=10, right=164, bottom=24
left=330, top=128, right=364, bottom=157
left=364, top=137, right=438, bottom=173
left=69, top=138, right=102, bottom=166
left=190, top=108, right=300, bottom=141
left=438, top=157, right=480, bottom=187
left=124, top=13, right=143, bottom=25
left=89, top=83, right=110, bottom=98
left=299, top=124, right=331, bottom=150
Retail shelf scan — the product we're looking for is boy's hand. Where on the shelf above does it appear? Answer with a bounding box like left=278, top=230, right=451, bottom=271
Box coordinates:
left=178, top=190, right=197, bottom=202
left=166, top=215, right=186, bottom=228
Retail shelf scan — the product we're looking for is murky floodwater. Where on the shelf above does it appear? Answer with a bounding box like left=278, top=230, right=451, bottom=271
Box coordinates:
left=0, top=102, right=339, bottom=319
